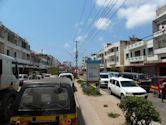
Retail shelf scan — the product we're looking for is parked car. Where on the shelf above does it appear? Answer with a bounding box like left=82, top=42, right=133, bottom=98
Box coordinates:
left=59, top=73, right=75, bottom=91
left=108, top=77, right=148, bottom=99
left=19, top=74, right=28, bottom=86
left=59, top=73, right=74, bottom=84
left=99, top=72, right=112, bottom=88
left=19, top=74, right=28, bottom=81
left=150, top=76, right=166, bottom=98
left=120, top=72, right=151, bottom=92
left=28, top=74, right=42, bottom=80
left=10, top=78, right=77, bottom=125
left=109, top=71, right=120, bottom=77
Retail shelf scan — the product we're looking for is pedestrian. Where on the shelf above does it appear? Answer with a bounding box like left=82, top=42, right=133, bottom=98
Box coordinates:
left=161, top=79, right=166, bottom=103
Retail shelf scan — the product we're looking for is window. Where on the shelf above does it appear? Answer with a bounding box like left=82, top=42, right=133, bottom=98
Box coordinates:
left=135, top=50, right=141, bottom=57
left=7, top=50, right=10, bottom=56
left=0, top=60, right=2, bottom=75
left=12, top=61, right=18, bottom=78
left=130, top=52, right=132, bottom=57
left=148, top=48, right=153, bottom=56
left=112, top=80, right=116, bottom=85
left=121, top=81, right=137, bottom=87
left=14, top=52, right=17, bottom=57
left=116, top=81, right=120, bottom=87
left=126, top=53, right=129, bottom=59
left=143, top=49, right=146, bottom=56
left=100, top=74, right=108, bottom=78
left=19, top=87, right=70, bottom=111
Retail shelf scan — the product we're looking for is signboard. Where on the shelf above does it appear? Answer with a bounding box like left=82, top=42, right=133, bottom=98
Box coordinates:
left=86, top=60, right=100, bottom=82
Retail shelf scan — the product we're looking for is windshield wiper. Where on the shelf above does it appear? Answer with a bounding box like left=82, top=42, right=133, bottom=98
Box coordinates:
left=22, top=103, right=42, bottom=110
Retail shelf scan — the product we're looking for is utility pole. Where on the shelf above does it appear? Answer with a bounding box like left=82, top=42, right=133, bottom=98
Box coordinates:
left=75, top=40, right=78, bottom=78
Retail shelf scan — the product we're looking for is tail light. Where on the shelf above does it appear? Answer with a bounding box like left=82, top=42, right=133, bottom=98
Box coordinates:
left=15, top=121, right=20, bottom=125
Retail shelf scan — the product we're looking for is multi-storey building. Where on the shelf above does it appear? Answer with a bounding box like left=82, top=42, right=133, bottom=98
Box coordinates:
left=91, top=50, right=105, bottom=70
left=0, top=22, right=31, bottom=73
left=0, top=22, right=60, bottom=74
left=153, top=4, right=166, bottom=76
left=104, top=41, right=127, bottom=71
left=124, top=39, right=159, bottom=76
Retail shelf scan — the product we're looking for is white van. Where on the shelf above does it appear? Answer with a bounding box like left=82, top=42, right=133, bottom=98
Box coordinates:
left=108, top=77, right=148, bottom=99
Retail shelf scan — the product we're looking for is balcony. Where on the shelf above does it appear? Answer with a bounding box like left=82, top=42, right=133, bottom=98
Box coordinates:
left=154, top=47, right=166, bottom=55
left=153, top=30, right=166, bottom=38
left=16, top=58, right=31, bottom=65
left=128, top=56, right=146, bottom=62
left=126, top=41, right=145, bottom=50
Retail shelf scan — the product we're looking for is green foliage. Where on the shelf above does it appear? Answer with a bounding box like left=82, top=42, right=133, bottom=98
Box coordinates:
left=119, top=96, right=161, bottom=125
left=80, top=83, right=101, bottom=96
left=108, top=112, right=121, bottom=118
left=77, top=79, right=85, bottom=84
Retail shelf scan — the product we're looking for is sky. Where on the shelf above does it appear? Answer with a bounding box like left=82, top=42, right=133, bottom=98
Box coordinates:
left=0, top=0, right=166, bottom=65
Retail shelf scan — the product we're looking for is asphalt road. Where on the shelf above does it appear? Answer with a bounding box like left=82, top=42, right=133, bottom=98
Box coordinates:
left=148, top=93, right=166, bottom=125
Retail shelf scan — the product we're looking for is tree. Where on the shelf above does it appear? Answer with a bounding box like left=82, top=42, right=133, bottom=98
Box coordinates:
left=119, top=96, right=161, bottom=125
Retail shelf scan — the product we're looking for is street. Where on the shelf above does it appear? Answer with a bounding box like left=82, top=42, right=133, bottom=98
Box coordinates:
left=148, top=93, right=166, bottom=125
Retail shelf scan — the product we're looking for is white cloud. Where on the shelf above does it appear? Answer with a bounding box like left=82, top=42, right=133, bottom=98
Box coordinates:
left=118, top=4, right=156, bottom=29
left=95, top=0, right=166, bottom=29
left=64, top=43, right=71, bottom=48
left=94, top=18, right=111, bottom=30
left=76, top=35, right=87, bottom=41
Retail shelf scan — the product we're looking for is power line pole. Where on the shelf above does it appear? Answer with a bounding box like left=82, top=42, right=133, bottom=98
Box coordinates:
left=75, top=40, right=78, bottom=78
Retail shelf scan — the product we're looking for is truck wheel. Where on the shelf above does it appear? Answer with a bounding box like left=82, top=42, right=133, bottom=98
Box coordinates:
left=3, top=96, right=15, bottom=122
left=1, top=90, right=17, bottom=122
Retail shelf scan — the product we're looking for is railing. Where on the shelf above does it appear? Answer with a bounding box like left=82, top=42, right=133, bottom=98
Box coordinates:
left=128, top=56, right=146, bottom=62
left=125, top=41, right=145, bottom=50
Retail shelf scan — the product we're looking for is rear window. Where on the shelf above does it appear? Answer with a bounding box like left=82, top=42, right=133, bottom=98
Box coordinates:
left=122, top=74, right=133, bottom=79
left=100, top=74, right=109, bottom=78
left=19, top=86, right=70, bottom=111
left=60, top=75, right=73, bottom=81
left=138, top=75, right=146, bottom=80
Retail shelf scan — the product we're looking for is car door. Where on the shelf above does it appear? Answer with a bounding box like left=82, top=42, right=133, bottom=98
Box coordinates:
left=110, top=79, right=116, bottom=94
left=115, top=80, right=121, bottom=96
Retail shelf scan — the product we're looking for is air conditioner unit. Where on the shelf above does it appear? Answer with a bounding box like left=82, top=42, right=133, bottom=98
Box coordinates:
left=159, top=24, right=166, bottom=31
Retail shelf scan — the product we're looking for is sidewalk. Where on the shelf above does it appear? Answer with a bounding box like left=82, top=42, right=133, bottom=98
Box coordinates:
left=75, top=79, right=161, bottom=125
left=75, top=81, right=103, bottom=125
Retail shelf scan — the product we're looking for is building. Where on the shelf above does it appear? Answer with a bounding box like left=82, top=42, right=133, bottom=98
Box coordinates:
left=104, top=41, right=127, bottom=71
left=124, top=39, right=158, bottom=76
left=152, top=4, right=166, bottom=76
left=91, top=50, right=105, bottom=70
left=0, top=22, right=31, bottom=74
left=0, top=22, right=60, bottom=74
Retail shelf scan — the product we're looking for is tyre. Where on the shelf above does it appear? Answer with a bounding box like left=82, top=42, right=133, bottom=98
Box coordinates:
left=3, top=97, right=15, bottom=121
left=0, top=90, right=17, bottom=122
left=121, top=94, right=125, bottom=100
left=108, top=88, right=112, bottom=95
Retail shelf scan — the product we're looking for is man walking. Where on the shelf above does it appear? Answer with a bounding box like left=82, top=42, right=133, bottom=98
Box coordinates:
left=161, top=79, right=166, bottom=103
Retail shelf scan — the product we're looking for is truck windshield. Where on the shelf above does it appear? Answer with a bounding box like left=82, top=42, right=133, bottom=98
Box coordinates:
left=19, top=86, right=70, bottom=111
left=100, top=74, right=109, bottom=78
